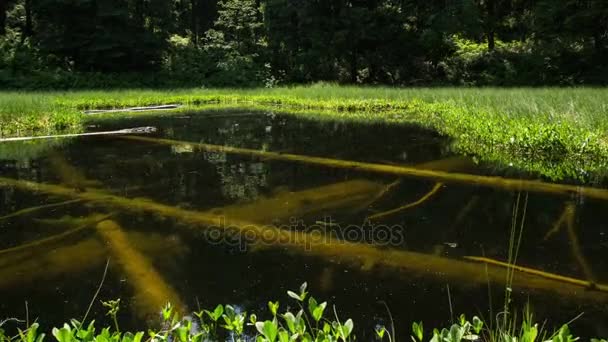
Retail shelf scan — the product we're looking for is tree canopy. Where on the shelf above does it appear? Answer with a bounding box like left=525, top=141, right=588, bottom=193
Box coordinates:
left=1, top=0, right=607, bottom=87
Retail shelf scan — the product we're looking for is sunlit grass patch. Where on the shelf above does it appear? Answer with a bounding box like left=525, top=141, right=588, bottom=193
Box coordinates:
left=1, top=86, right=608, bottom=181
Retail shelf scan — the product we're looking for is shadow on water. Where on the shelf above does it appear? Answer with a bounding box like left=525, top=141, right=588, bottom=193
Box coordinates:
left=1, top=109, right=608, bottom=339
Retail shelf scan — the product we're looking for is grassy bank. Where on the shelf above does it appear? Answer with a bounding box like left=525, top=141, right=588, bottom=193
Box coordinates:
left=1, top=85, right=608, bottom=181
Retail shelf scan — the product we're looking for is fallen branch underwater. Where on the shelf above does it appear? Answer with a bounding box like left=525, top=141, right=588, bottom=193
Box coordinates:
left=120, top=135, right=608, bottom=202
left=464, top=256, right=605, bottom=291
left=0, top=229, right=188, bottom=290
left=95, top=220, right=186, bottom=319
left=367, top=182, right=444, bottom=221
left=0, top=127, right=157, bottom=142
left=0, top=199, right=83, bottom=221
left=2, top=176, right=608, bottom=304
left=0, top=213, right=113, bottom=261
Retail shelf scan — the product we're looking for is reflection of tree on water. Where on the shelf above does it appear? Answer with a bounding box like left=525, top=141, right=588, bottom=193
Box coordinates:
left=0, top=158, right=44, bottom=219
left=204, top=152, right=268, bottom=202
left=198, top=119, right=273, bottom=202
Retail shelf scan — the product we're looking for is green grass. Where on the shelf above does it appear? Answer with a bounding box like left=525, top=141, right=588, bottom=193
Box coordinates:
left=1, top=85, right=608, bottom=181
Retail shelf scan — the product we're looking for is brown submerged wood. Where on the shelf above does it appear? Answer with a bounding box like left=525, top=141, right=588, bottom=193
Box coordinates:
left=1, top=176, right=608, bottom=304
left=96, top=220, right=186, bottom=319
left=0, top=230, right=188, bottom=290
left=121, top=135, right=608, bottom=201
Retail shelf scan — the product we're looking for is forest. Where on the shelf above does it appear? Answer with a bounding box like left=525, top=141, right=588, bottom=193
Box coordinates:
left=1, top=0, right=607, bottom=88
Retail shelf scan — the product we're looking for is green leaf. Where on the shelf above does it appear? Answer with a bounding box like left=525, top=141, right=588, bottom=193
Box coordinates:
left=412, top=321, right=423, bottom=341
left=191, top=333, right=203, bottom=342
left=449, top=324, right=465, bottom=342
left=344, top=319, right=353, bottom=336
left=27, top=323, right=42, bottom=342
left=52, top=325, right=73, bottom=342
left=308, top=297, right=318, bottom=315
left=459, top=314, right=466, bottom=327
left=311, top=302, right=327, bottom=322
left=256, top=321, right=278, bottom=342
left=471, top=317, right=483, bottom=335
left=268, top=301, right=280, bottom=317
left=287, top=291, right=301, bottom=301
left=175, top=326, right=188, bottom=342
left=206, top=305, right=224, bottom=321
left=376, top=326, right=386, bottom=339
left=278, top=329, right=289, bottom=342
left=282, top=313, right=297, bottom=334
left=132, top=332, right=143, bottom=342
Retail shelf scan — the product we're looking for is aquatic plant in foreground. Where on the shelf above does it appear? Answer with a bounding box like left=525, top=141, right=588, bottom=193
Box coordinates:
left=0, top=283, right=603, bottom=342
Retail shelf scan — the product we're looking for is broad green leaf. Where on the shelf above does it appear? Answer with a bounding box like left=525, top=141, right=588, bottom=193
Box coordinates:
left=52, top=325, right=72, bottom=342
left=287, top=291, right=301, bottom=301
left=312, top=302, right=327, bottom=322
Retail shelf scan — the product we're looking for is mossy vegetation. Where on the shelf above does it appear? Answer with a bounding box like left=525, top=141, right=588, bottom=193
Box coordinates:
left=1, top=85, right=608, bottom=181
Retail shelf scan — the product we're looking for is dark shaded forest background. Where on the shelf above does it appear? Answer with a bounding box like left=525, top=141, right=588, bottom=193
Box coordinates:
left=0, top=0, right=607, bottom=88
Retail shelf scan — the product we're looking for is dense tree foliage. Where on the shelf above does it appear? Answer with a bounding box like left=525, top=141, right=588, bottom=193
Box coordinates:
left=0, top=0, right=607, bottom=88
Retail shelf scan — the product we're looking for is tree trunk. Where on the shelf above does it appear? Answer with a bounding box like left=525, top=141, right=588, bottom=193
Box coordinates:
left=350, top=51, right=357, bottom=83
left=485, top=0, right=495, bottom=51
left=24, top=0, right=32, bottom=37
left=0, top=0, right=8, bottom=35
left=488, top=30, right=495, bottom=51
left=593, top=29, right=605, bottom=56
left=190, top=0, right=198, bottom=44
left=135, top=0, right=144, bottom=29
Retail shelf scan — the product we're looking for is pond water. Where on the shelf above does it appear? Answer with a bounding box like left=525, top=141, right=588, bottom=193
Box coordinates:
left=1, top=109, right=608, bottom=339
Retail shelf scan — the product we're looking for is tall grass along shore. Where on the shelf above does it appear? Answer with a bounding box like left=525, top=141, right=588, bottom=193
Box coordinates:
left=1, top=85, right=607, bottom=182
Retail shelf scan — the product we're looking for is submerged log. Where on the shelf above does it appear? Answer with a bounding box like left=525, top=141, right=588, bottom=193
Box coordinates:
left=48, top=151, right=102, bottom=189
left=2, top=177, right=608, bottom=304
left=0, top=213, right=112, bottom=263
left=0, top=199, right=83, bottom=221
left=0, top=230, right=188, bottom=290
left=121, top=135, right=608, bottom=202
left=96, top=220, right=185, bottom=319
left=209, top=179, right=384, bottom=223
left=0, top=127, right=157, bottom=143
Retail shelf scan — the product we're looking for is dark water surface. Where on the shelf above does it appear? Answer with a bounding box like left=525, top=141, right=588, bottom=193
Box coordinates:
left=1, top=109, right=608, bottom=339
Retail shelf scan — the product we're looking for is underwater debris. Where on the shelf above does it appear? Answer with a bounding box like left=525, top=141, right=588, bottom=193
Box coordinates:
left=0, top=213, right=113, bottom=263
left=95, top=220, right=186, bottom=320
left=48, top=151, right=102, bottom=189
left=0, top=199, right=83, bottom=222
left=209, top=179, right=384, bottom=223
left=0, top=230, right=187, bottom=290
left=367, top=182, right=444, bottom=221
left=1, top=177, right=608, bottom=304
left=463, top=256, right=604, bottom=292
left=120, top=136, right=608, bottom=202
left=543, top=202, right=597, bottom=285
